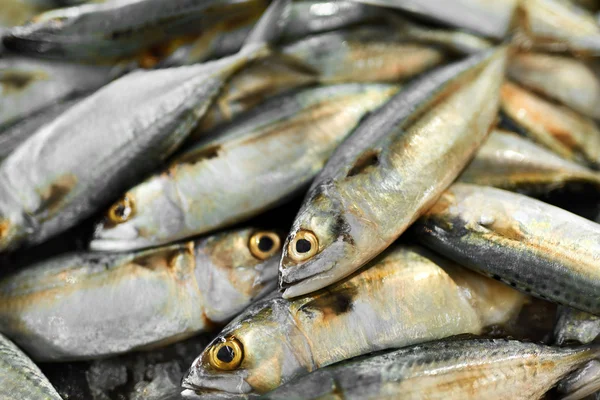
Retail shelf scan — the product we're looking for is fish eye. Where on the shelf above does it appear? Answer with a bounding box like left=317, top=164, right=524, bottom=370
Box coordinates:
left=208, top=337, right=243, bottom=371
left=288, top=230, right=319, bottom=262
left=107, top=195, right=135, bottom=224
left=249, top=231, right=281, bottom=260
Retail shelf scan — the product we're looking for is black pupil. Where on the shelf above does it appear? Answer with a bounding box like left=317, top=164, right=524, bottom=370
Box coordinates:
left=216, top=345, right=235, bottom=363
left=295, top=239, right=312, bottom=253
left=114, top=204, right=127, bottom=217
left=258, top=236, right=274, bottom=252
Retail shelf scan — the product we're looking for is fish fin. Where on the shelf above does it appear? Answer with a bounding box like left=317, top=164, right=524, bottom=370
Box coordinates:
left=240, top=0, right=292, bottom=57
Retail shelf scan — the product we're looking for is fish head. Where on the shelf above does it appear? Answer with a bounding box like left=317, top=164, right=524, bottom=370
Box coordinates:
left=195, top=228, right=282, bottom=321
left=182, top=295, right=307, bottom=396
left=279, top=181, right=358, bottom=298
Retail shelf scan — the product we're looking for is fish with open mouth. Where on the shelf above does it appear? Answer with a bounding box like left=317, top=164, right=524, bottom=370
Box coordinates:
left=279, top=47, right=506, bottom=298
left=0, top=227, right=281, bottom=361
left=0, top=332, right=61, bottom=400
left=259, top=338, right=600, bottom=400
left=90, top=83, right=398, bottom=252
left=0, top=0, right=290, bottom=252
left=414, top=183, right=600, bottom=316
left=182, top=244, right=527, bottom=397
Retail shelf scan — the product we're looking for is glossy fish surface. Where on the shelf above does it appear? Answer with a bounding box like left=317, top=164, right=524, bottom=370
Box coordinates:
left=0, top=0, right=289, bottom=252
left=414, top=183, right=600, bottom=315
left=501, top=81, right=600, bottom=169
left=260, top=338, right=600, bottom=400
left=91, top=84, right=398, bottom=252
left=507, top=52, right=600, bottom=119
left=555, top=306, right=600, bottom=345
left=0, top=332, right=61, bottom=399
left=459, top=129, right=600, bottom=193
left=279, top=47, right=506, bottom=298
left=0, top=227, right=281, bottom=361
left=182, top=244, right=527, bottom=397
left=3, top=0, right=269, bottom=62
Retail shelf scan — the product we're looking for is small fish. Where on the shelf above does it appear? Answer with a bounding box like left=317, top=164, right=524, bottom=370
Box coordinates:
left=520, top=0, right=600, bottom=55
left=348, top=0, right=518, bottom=39
left=259, top=338, right=600, bottom=400
left=507, top=52, right=600, bottom=120
left=557, top=359, right=600, bottom=400
left=459, top=129, right=600, bottom=194
left=555, top=306, right=600, bottom=345
left=0, top=0, right=289, bottom=252
left=163, top=0, right=387, bottom=66
left=500, top=81, right=600, bottom=169
left=90, top=84, right=398, bottom=252
left=0, top=227, right=281, bottom=361
left=279, top=47, right=507, bottom=298
left=182, top=244, right=527, bottom=397
left=0, top=97, right=81, bottom=162
left=0, top=56, right=126, bottom=129
left=414, top=183, right=600, bottom=315
left=3, top=0, right=269, bottom=62
left=0, top=332, right=61, bottom=400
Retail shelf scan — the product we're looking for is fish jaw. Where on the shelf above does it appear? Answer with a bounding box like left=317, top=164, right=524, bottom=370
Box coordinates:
left=89, top=223, right=156, bottom=252
left=181, top=365, right=253, bottom=397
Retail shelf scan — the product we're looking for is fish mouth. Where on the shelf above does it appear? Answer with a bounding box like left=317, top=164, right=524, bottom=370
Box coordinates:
left=181, top=365, right=252, bottom=398
left=89, top=237, right=155, bottom=252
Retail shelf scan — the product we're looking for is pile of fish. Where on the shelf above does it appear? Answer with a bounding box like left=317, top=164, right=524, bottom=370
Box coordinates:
left=3, top=0, right=600, bottom=399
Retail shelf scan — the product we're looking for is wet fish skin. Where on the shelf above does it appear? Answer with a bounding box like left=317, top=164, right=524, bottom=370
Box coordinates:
left=279, top=47, right=507, bottom=298
left=0, top=0, right=289, bottom=252
left=0, top=332, right=61, bottom=400
left=507, top=52, right=600, bottom=120
left=500, top=81, right=600, bottom=169
left=259, top=338, right=600, bottom=400
left=414, top=183, right=600, bottom=315
left=459, top=129, right=600, bottom=194
left=555, top=306, right=600, bottom=345
left=90, top=83, right=398, bottom=252
left=0, top=227, right=281, bottom=361
left=182, top=244, right=527, bottom=397
left=2, top=0, right=268, bottom=62
left=558, top=360, right=600, bottom=400
left=0, top=56, right=126, bottom=129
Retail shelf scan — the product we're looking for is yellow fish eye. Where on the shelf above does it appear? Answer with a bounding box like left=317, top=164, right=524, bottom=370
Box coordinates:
left=107, top=195, right=135, bottom=224
left=249, top=231, right=281, bottom=260
left=208, top=337, right=244, bottom=371
left=288, top=230, right=319, bottom=262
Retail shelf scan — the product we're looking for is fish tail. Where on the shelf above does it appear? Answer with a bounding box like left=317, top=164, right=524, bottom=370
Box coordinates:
left=239, top=0, right=292, bottom=59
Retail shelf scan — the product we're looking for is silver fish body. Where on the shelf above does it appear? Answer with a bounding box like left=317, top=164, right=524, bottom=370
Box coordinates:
left=500, top=81, right=600, bottom=169
left=558, top=359, right=600, bottom=400
left=260, top=338, right=600, bottom=400
left=279, top=47, right=506, bottom=298
left=414, top=183, right=600, bottom=315
left=182, top=244, right=527, bottom=397
left=90, top=84, right=398, bottom=252
left=0, top=227, right=281, bottom=361
left=459, top=129, right=600, bottom=193
left=555, top=306, right=600, bottom=345
left=0, top=332, right=61, bottom=400
left=2, top=0, right=268, bottom=62
left=507, top=52, right=600, bottom=119
left=0, top=56, right=124, bottom=129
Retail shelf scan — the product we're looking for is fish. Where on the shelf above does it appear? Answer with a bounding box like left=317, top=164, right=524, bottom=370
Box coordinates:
left=347, top=0, right=518, bottom=39
left=2, top=0, right=270, bottom=62
left=0, top=55, right=127, bottom=129
left=279, top=47, right=507, bottom=298
left=0, top=332, right=61, bottom=400
left=507, top=52, right=600, bottom=120
left=458, top=129, right=600, bottom=194
left=414, top=183, right=600, bottom=316
left=162, top=0, right=387, bottom=66
left=194, top=24, right=450, bottom=134
left=0, top=227, right=281, bottom=361
left=259, top=338, right=600, bottom=400
left=557, top=359, right=600, bottom=400
left=555, top=306, right=600, bottom=345
left=0, top=0, right=289, bottom=252
left=500, top=81, right=600, bottom=169
left=90, top=83, right=398, bottom=252
left=519, top=0, right=600, bottom=55
left=0, top=97, right=82, bottom=163
left=182, top=244, right=527, bottom=397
